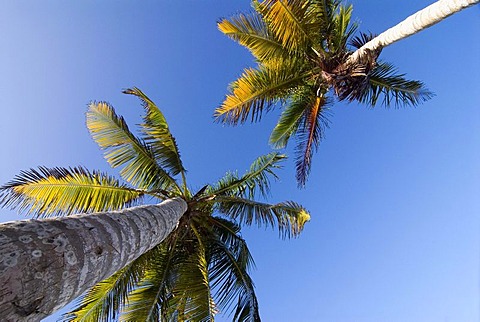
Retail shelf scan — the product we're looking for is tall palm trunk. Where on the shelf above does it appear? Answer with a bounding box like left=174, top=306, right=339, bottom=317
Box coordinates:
left=348, top=0, right=479, bottom=63
left=0, top=197, right=187, bottom=322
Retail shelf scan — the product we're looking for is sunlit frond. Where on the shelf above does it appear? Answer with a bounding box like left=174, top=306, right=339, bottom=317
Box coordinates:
left=215, top=196, right=310, bottom=239
left=295, top=94, right=331, bottom=186
left=357, top=61, right=434, bottom=107
left=120, top=274, right=164, bottom=322
left=218, top=12, right=287, bottom=62
left=208, top=152, right=286, bottom=199
left=122, top=88, right=187, bottom=184
left=87, top=102, right=180, bottom=192
left=256, top=0, right=319, bottom=54
left=215, top=60, right=311, bottom=125
left=0, top=167, right=143, bottom=217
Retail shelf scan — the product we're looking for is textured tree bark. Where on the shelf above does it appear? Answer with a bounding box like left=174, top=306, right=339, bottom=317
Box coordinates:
left=348, top=0, right=479, bottom=63
left=0, top=197, right=187, bottom=321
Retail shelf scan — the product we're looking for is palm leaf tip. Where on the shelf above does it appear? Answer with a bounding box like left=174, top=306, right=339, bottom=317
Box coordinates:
left=123, top=87, right=187, bottom=180
left=364, top=62, right=434, bottom=108
left=292, top=208, right=310, bottom=236
left=277, top=201, right=310, bottom=238
left=215, top=197, right=310, bottom=239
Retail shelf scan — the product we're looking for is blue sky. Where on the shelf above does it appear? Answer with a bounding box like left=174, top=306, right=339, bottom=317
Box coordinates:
left=1, top=1, right=479, bottom=321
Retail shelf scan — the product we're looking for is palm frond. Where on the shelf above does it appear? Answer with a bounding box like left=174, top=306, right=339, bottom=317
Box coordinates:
left=349, top=31, right=376, bottom=50
left=87, top=102, right=180, bottom=193
left=269, top=86, right=316, bottom=149
left=208, top=152, right=286, bottom=200
left=356, top=61, right=434, bottom=107
left=120, top=274, right=164, bottom=322
left=166, top=224, right=214, bottom=322
left=214, top=196, right=310, bottom=239
left=206, top=216, right=244, bottom=252
left=215, top=59, right=311, bottom=125
left=295, top=94, right=331, bottom=186
left=327, top=4, right=357, bottom=53
left=0, top=166, right=143, bottom=217
left=122, top=88, right=187, bottom=184
left=205, top=217, right=260, bottom=321
left=63, top=249, right=155, bottom=322
left=218, top=11, right=287, bottom=62
left=256, top=0, right=319, bottom=54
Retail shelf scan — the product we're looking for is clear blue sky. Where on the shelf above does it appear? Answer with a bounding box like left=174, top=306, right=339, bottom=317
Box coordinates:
left=1, top=1, right=479, bottom=321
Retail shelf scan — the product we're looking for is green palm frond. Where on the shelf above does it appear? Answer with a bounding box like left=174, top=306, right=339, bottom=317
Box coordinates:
left=206, top=217, right=260, bottom=321
left=215, top=59, right=311, bottom=125
left=87, top=102, right=180, bottom=193
left=215, top=196, right=310, bottom=239
left=358, top=61, right=434, bottom=107
left=63, top=249, right=155, bottom=322
left=122, top=88, right=187, bottom=186
left=218, top=11, right=287, bottom=62
left=206, top=216, right=244, bottom=254
left=328, top=4, right=357, bottom=53
left=294, top=94, right=331, bottom=186
left=167, top=224, right=214, bottom=322
left=120, top=274, right=164, bottom=322
left=124, top=227, right=214, bottom=322
left=269, top=86, right=318, bottom=149
left=0, top=167, right=143, bottom=217
left=208, top=152, right=286, bottom=199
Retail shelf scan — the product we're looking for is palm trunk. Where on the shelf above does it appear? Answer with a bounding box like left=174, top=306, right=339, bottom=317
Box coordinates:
left=348, top=0, right=479, bottom=63
left=0, top=197, right=187, bottom=322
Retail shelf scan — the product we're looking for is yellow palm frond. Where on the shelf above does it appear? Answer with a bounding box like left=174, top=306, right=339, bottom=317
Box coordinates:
left=0, top=167, right=143, bottom=217
left=215, top=60, right=312, bottom=124
left=218, top=12, right=287, bottom=62
left=256, top=0, right=317, bottom=53
left=87, top=102, right=180, bottom=193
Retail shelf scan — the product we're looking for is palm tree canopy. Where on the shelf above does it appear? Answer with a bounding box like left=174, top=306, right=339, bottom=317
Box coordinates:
left=0, top=88, right=310, bottom=321
left=215, top=0, right=433, bottom=186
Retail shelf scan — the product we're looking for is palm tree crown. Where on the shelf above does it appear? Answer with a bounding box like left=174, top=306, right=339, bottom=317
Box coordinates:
left=0, top=88, right=310, bottom=321
left=215, top=0, right=433, bottom=186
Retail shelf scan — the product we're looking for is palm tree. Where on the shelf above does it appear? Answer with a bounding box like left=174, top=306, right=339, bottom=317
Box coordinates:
left=0, top=88, right=310, bottom=321
left=215, top=0, right=435, bottom=186
left=349, top=0, right=480, bottom=64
